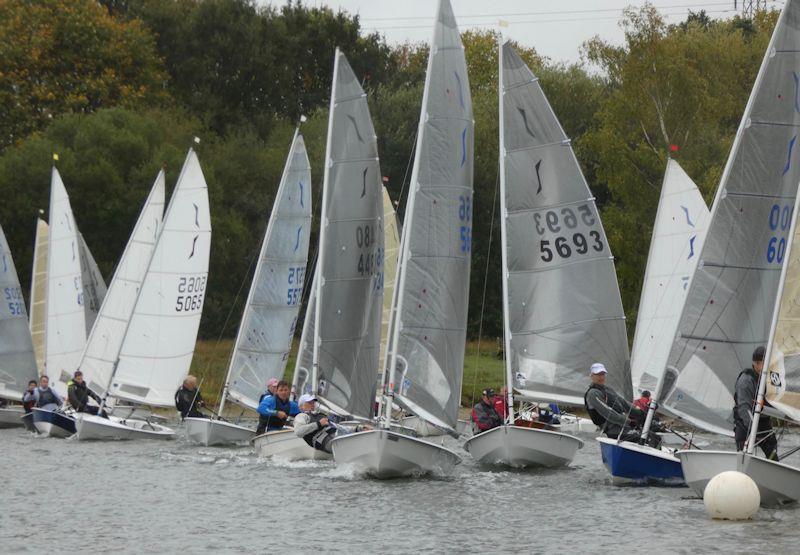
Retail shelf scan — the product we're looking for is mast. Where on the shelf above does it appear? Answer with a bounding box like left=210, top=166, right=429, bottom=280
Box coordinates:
left=747, top=188, right=800, bottom=454
left=498, top=37, right=515, bottom=424
left=219, top=126, right=302, bottom=417
left=312, top=50, right=341, bottom=398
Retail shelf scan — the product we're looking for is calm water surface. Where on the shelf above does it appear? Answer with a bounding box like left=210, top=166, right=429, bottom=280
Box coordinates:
left=1, top=425, right=799, bottom=553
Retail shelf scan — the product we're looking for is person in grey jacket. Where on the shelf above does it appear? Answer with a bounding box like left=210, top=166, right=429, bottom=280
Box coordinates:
left=734, top=346, right=777, bottom=460
left=293, top=394, right=338, bottom=454
left=584, top=363, right=659, bottom=447
left=31, top=375, right=64, bottom=410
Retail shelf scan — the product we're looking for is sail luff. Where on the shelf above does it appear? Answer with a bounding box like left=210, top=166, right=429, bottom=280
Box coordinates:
left=379, top=186, right=400, bottom=373
left=29, top=218, right=49, bottom=374
left=77, top=231, right=107, bottom=335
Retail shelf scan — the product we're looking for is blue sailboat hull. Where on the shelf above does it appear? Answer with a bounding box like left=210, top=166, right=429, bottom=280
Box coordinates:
left=597, top=437, right=685, bottom=486
left=32, top=408, right=76, bottom=437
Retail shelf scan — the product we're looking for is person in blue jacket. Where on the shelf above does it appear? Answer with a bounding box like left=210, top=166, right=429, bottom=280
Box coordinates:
left=256, top=380, right=300, bottom=435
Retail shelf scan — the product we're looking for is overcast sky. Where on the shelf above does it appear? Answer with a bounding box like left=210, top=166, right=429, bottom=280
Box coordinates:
left=261, top=0, right=784, bottom=65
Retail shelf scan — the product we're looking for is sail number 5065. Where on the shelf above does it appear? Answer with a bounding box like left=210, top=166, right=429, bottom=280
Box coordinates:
left=175, top=276, right=206, bottom=312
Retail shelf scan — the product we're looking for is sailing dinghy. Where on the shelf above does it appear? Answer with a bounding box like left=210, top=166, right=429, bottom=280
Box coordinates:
left=670, top=0, right=800, bottom=506
left=0, top=225, right=39, bottom=428
left=331, top=0, right=471, bottom=478
left=466, top=41, right=629, bottom=467
left=189, top=129, right=312, bottom=446
left=597, top=159, right=709, bottom=484
left=75, top=148, right=210, bottom=440
left=255, top=49, right=384, bottom=461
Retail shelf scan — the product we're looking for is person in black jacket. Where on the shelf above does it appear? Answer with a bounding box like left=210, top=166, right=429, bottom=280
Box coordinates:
left=734, top=346, right=778, bottom=460
left=67, top=371, right=107, bottom=417
left=175, top=375, right=206, bottom=419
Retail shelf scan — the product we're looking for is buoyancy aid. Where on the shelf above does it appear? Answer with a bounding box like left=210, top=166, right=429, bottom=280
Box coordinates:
left=583, top=383, right=607, bottom=428
left=36, top=387, right=58, bottom=407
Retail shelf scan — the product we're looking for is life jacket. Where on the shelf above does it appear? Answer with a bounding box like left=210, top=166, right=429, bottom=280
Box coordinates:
left=36, top=387, right=57, bottom=408
left=269, top=396, right=292, bottom=429
left=733, top=368, right=757, bottom=426
left=300, top=412, right=334, bottom=449
left=583, top=383, right=608, bottom=428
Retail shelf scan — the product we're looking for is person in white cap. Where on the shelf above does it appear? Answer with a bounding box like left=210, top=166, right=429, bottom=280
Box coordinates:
left=293, top=394, right=338, bottom=454
left=583, top=363, right=654, bottom=445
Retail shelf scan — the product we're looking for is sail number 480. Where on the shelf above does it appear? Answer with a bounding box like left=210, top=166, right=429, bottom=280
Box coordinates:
left=175, top=276, right=206, bottom=312
left=767, top=203, right=793, bottom=264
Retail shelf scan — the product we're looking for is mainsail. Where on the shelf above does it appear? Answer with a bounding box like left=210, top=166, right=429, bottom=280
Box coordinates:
left=77, top=232, right=107, bottom=335
left=387, top=0, right=473, bottom=433
left=500, top=42, right=630, bottom=406
left=78, top=171, right=165, bottom=397
left=0, top=225, right=38, bottom=401
left=292, top=268, right=316, bottom=398
left=223, top=131, right=312, bottom=411
left=29, top=218, right=49, bottom=374
left=44, top=167, right=86, bottom=395
left=630, top=160, right=709, bottom=394
left=379, top=186, right=401, bottom=370
left=313, top=49, right=384, bottom=420
left=108, top=150, right=211, bottom=407
left=664, top=1, right=800, bottom=435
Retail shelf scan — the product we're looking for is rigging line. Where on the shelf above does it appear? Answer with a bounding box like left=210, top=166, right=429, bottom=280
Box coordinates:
left=395, top=126, right=419, bottom=221
left=470, top=164, right=500, bottom=410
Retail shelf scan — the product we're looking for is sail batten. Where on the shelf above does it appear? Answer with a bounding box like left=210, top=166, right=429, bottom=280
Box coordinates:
left=223, top=130, right=312, bottom=412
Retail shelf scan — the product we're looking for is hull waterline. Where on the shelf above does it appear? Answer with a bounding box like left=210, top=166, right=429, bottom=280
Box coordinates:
left=464, top=425, right=583, bottom=468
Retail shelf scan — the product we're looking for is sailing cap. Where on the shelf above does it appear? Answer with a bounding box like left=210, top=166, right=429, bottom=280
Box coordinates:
left=267, top=378, right=279, bottom=387
left=753, top=346, right=766, bottom=362
left=298, top=393, right=317, bottom=405
left=590, top=363, right=607, bottom=375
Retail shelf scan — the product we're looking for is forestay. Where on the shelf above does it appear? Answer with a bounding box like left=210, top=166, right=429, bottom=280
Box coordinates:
left=79, top=171, right=165, bottom=397
left=29, top=218, right=49, bottom=374
left=45, top=167, right=87, bottom=396
left=379, top=186, right=400, bottom=371
left=0, top=225, right=38, bottom=401
left=77, top=232, right=107, bottom=335
left=313, top=50, right=384, bottom=420
left=224, top=131, right=312, bottom=411
left=664, top=1, right=800, bottom=435
left=388, top=0, right=473, bottom=433
left=500, top=42, right=630, bottom=406
left=631, top=160, right=709, bottom=394
left=109, top=150, right=211, bottom=407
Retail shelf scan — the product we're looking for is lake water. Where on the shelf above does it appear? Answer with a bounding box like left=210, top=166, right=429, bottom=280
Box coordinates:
left=1, top=425, right=799, bottom=553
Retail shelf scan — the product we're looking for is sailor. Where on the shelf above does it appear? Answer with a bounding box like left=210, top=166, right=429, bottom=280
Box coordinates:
left=258, top=377, right=279, bottom=404
left=293, top=394, right=337, bottom=454
left=493, top=386, right=509, bottom=421
left=584, top=363, right=658, bottom=446
left=471, top=388, right=504, bottom=434
left=67, top=371, right=106, bottom=416
left=256, top=380, right=300, bottom=434
left=633, top=390, right=651, bottom=412
left=174, top=375, right=206, bottom=419
left=22, top=380, right=38, bottom=413
left=32, top=375, right=64, bottom=410
left=733, top=346, right=778, bottom=460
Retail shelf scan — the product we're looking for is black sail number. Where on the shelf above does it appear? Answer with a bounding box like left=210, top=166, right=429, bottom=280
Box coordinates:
left=536, top=204, right=605, bottom=263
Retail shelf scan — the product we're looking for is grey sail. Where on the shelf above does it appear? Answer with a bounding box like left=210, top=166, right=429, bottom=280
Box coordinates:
left=313, top=49, right=384, bottom=419
left=664, top=1, right=800, bottom=435
left=0, top=225, right=38, bottom=401
left=387, top=0, right=474, bottom=433
left=501, top=42, right=630, bottom=405
left=225, top=131, right=312, bottom=411
left=292, top=267, right=316, bottom=398
left=77, top=232, right=107, bottom=335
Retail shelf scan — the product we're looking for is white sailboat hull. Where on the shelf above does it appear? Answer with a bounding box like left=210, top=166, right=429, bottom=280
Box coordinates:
left=554, top=415, right=597, bottom=434
left=252, top=428, right=331, bottom=461
left=401, top=415, right=446, bottom=437
left=184, top=417, right=253, bottom=446
left=0, top=407, right=25, bottom=428
left=74, top=414, right=176, bottom=441
left=677, top=449, right=800, bottom=507
left=464, top=425, right=583, bottom=468
left=331, top=429, right=461, bottom=478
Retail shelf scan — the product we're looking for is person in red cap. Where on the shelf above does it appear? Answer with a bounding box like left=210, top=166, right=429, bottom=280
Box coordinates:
left=471, top=388, right=504, bottom=434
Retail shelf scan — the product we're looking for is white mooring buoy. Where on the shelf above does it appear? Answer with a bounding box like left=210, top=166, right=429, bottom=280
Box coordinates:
left=703, top=470, right=760, bottom=520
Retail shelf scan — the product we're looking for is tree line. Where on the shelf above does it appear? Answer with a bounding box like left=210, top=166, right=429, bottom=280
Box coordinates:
left=0, top=0, right=779, bottom=342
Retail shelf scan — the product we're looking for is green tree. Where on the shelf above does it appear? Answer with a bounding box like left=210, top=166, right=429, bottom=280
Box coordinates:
left=0, top=0, right=167, bottom=149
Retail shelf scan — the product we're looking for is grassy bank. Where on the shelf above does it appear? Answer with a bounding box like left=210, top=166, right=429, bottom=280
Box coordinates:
left=189, top=339, right=506, bottom=409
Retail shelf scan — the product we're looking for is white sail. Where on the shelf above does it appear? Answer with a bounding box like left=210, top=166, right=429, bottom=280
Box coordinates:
left=44, top=167, right=86, bottom=396
left=77, top=232, right=107, bottom=335
left=664, top=1, right=800, bottom=435
left=0, top=225, right=38, bottom=401
left=630, top=160, right=709, bottom=394
left=386, top=0, right=473, bottom=433
left=78, top=171, right=165, bottom=397
left=500, top=42, right=630, bottom=406
left=29, top=218, right=49, bottom=374
left=313, top=49, right=384, bottom=420
left=380, top=186, right=400, bottom=371
left=224, top=131, right=312, bottom=411
left=108, top=150, right=211, bottom=407
left=292, top=268, right=316, bottom=398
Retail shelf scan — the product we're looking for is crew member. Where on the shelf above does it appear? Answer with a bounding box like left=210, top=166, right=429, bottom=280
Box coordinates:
left=633, top=390, right=651, bottom=412
left=471, top=388, right=503, bottom=434
left=22, top=380, right=38, bottom=413
left=293, top=394, right=337, bottom=454
left=33, top=375, right=63, bottom=411
left=67, top=371, right=106, bottom=416
left=175, top=375, right=206, bottom=419
left=734, top=346, right=778, bottom=460
left=256, top=380, right=299, bottom=434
